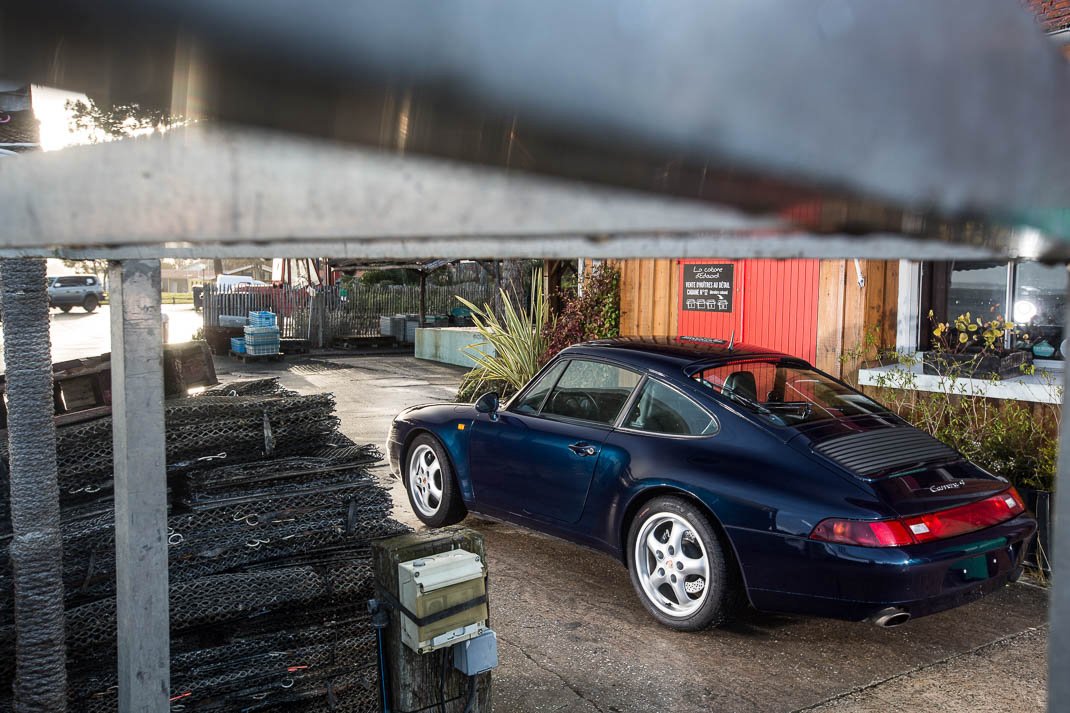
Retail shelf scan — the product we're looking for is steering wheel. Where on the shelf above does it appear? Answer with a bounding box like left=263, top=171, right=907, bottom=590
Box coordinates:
left=552, top=390, right=599, bottom=421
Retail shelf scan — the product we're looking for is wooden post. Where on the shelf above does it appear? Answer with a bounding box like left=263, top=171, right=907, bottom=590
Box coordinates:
left=109, top=259, right=170, bottom=713
left=419, top=272, right=428, bottom=326
left=371, top=527, right=492, bottom=713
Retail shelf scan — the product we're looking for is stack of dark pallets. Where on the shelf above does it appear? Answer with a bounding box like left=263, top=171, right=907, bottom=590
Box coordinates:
left=0, top=377, right=407, bottom=712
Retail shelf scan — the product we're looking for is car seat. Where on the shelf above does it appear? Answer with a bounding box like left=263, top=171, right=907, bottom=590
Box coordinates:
left=723, top=370, right=757, bottom=402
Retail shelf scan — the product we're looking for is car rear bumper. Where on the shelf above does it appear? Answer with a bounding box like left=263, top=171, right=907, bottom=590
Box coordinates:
left=733, top=513, right=1036, bottom=622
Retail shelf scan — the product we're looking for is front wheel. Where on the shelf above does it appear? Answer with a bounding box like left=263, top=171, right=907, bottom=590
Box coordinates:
left=58, top=305, right=72, bottom=313
left=404, top=434, right=467, bottom=528
left=627, top=496, right=740, bottom=631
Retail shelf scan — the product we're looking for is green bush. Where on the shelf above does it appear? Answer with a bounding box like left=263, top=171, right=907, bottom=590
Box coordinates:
left=454, top=269, right=548, bottom=402
left=866, top=355, right=1060, bottom=491
left=542, top=262, right=620, bottom=362
left=456, top=371, right=513, bottom=403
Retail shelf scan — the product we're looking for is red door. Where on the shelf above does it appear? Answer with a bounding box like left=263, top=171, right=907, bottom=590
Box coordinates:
left=677, top=259, right=819, bottom=364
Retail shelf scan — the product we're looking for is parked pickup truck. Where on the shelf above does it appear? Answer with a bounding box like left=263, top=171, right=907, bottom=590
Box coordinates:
left=48, top=275, right=104, bottom=313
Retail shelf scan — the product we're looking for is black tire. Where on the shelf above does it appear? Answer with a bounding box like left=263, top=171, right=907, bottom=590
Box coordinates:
left=82, top=295, right=99, bottom=313
left=403, top=433, right=467, bottom=528
left=59, top=305, right=72, bottom=313
left=626, top=496, right=741, bottom=631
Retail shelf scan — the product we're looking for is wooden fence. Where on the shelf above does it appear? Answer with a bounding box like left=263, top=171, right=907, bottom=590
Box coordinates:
left=202, top=282, right=498, bottom=347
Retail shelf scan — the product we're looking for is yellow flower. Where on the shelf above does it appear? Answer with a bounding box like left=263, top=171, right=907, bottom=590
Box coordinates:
left=959, top=333, right=969, bottom=344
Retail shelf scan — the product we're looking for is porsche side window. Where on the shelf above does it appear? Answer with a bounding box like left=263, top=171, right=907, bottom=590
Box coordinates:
left=624, top=380, right=718, bottom=436
left=541, top=360, right=641, bottom=425
left=513, top=360, right=568, bottom=415
left=694, top=361, right=889, bottom=425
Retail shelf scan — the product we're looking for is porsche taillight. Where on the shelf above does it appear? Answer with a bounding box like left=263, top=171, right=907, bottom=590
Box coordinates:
left=809, top=487, right=1026, bottom=548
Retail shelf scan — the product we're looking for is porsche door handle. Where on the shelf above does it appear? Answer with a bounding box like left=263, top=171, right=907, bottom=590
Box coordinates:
left=568, top=442, right=599, bottom=457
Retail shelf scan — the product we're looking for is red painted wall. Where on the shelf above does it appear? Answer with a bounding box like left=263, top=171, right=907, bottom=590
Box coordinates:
left=677, top=259, right=820, bottom=364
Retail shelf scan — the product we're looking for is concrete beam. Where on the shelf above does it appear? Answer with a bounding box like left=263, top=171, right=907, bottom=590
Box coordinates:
left=109, top=259, right=169, bottom=713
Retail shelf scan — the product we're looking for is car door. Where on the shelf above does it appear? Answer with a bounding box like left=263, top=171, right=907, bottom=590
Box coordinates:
left=469, top=358, right=641, bottom=524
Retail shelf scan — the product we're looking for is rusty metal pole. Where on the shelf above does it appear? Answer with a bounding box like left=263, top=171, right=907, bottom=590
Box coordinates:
left=0, top=258, right=67, bottom=712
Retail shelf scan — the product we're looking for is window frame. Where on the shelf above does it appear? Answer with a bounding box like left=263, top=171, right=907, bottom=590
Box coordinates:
left=509, top=356, right=643, bottom=429
left=507, top=358, right=571, bottom=416
left=615, top=375, right=720, bottom=439
left=922, top=259, right=1064, bottom=355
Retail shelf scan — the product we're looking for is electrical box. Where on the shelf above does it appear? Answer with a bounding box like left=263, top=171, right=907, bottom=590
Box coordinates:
left=453, top=629, right=498, bottom=675
left=398, top=548, right=488, bottom=653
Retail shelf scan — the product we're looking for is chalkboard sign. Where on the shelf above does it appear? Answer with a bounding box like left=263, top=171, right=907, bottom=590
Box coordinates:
left=682, top=263, right=734, bottom=312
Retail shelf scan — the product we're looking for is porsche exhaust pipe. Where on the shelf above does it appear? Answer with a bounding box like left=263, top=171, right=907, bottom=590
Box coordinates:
left=871, top=607, right=911, bottom=628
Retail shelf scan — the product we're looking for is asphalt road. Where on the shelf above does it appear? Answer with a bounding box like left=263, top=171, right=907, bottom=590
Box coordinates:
left=0, top=303, right=203, bottom=365
left=213, top=354, right=1049, bottom=713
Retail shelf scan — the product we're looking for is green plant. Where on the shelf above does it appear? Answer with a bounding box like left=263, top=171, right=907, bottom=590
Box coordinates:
left=866, top=353, right=1060, bottom=491
left=455, top=269, right=548, bottom=401
left=455, top=371, right=512, bottom=403
left=542, top=262, right=620, bottom=361
left=929, top=310, right=1027, bottom=354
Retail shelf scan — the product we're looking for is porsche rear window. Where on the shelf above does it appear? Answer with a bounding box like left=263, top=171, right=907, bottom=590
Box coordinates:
left=693, top=360, right=889, bottom=426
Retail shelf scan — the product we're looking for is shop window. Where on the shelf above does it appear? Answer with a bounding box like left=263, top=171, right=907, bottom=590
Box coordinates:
left=928, top=260, right=1067, bottom=360
left=1014, top=262, right=1067, bottom=359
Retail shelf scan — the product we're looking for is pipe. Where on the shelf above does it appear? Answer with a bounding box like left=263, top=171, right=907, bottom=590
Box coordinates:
left=0, top=258, right=68, bottom=711
left=871, top=607, right=911, bottom=628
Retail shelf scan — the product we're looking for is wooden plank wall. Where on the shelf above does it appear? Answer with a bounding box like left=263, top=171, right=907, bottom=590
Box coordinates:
left=816, top=259, right=899, bottom=379
left=619, top=259, right=678, bottom=336
left=619, top=257, right=899, bottom=384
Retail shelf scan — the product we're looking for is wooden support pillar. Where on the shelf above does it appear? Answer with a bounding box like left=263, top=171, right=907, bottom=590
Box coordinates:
left=371, top=528, right=492, bottom=713
left=109, top=259, right=170, bottom=713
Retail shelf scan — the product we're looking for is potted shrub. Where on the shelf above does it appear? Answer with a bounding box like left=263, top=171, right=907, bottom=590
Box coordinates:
left=922, top=311, right=1032, bottom=380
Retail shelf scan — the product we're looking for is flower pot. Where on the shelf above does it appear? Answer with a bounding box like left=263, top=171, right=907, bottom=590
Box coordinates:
left=921, top=349, right=1032, bottom=380
left=1019, top=487, right=1051, bottom=573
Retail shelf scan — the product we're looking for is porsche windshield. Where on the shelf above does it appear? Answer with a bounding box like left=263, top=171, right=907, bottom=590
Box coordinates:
left=692, top=360, right=889, bottom=426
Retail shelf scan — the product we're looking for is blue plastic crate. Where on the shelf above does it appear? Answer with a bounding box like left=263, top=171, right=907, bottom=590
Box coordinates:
left=246, top=343, right=280, bottom=356
left=244, top=325, right=280, bottom=337
left=230, top=337, right=246, bottom=354
left=248, top=311, right=277, bottom=327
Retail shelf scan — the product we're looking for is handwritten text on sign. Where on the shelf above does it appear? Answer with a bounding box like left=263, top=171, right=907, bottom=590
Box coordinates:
left=682, top=263, right=734, bottom=312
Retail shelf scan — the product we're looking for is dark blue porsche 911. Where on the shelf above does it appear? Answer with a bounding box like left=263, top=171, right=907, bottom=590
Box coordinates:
left=387, top=337, right=1036, bottom=631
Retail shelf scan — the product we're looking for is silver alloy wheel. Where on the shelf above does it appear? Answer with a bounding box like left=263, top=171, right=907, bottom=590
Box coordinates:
left=408, top=444, right=443, bottom=517
left=634, top=512, right=711, bottom=617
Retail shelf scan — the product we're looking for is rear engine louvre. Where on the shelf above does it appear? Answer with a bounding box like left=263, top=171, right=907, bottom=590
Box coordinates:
left=810, top=488, right=1026, bottom=547
left=813, top=427, right=958, bottom=477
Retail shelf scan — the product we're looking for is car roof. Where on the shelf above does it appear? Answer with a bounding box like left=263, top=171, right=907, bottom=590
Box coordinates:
left=558, top=336, right=800, bottom=374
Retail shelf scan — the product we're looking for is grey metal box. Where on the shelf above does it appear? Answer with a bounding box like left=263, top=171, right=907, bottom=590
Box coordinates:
left=452, top=629, right=498, bottom=675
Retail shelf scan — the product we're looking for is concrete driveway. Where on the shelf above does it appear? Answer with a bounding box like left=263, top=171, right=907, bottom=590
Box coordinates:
left=219, top=353, right=1050, bottom=712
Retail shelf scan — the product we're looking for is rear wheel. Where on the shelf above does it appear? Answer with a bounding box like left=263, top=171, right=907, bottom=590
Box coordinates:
left=627, top=496, right=740, bottom=630
left=58, top=305, right=72, bottom=313
left=404, top=434, right=467, bottom=528
left=82, top=295, right=99, bottom=313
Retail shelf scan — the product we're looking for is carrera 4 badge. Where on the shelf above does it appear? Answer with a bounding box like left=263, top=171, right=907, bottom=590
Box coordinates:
left=929, top=480, right=965, bottom=493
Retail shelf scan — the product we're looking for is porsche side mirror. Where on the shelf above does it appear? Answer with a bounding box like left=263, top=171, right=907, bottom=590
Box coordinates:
left=474, top=392, right=500, bottom=417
